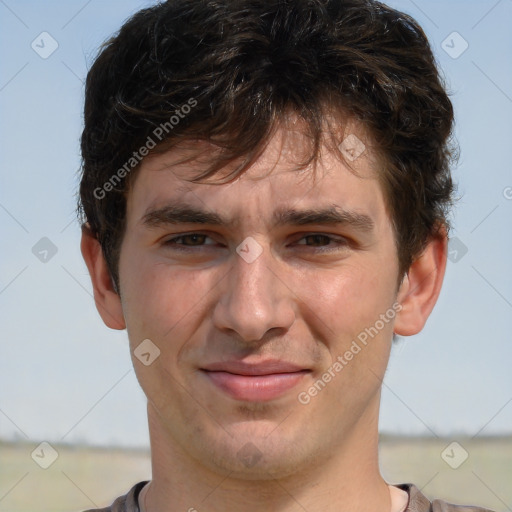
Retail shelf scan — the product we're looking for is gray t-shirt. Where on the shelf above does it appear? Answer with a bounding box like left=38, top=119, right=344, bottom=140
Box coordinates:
left=84, top=481, right=495, bottom=512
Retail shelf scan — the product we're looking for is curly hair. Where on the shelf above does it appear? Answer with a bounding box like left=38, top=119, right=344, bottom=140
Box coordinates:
left=79, top=0, right=456, bottom=291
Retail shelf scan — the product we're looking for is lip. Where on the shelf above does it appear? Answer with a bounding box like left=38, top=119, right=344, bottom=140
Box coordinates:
left=201, top=360, right=307, bottom=375
left=200, top=360, right=310, bottom=401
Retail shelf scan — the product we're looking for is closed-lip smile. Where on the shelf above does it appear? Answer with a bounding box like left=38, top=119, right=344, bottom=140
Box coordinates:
left=200, top=359, right=311, bottom=401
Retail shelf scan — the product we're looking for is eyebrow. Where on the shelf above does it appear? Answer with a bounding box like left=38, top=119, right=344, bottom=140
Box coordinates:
left=141, top=203, right=374, bottom=232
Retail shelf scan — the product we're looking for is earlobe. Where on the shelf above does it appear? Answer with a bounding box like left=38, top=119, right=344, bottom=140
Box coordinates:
left=394, top=227, right=448, bottom=336
left=80, top=225, right=126, bottom=330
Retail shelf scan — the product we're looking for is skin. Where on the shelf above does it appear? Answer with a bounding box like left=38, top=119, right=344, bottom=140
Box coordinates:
left=82, top=123, right=447, bottom=512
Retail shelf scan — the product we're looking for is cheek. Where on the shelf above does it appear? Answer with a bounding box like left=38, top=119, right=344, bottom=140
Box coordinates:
left=118, top=255, right=215, bottom=405
left=303, top=262, right=396, bottom=339
left=305, top=267, right=397, bottom=408
left=119, top=247, right=211, bottom=351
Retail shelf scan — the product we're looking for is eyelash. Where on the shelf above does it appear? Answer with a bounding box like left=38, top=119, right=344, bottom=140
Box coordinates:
left=162, top=233, right=349, bottom=252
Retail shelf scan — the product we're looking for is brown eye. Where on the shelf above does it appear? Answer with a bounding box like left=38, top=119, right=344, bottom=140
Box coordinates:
left=177, top=234, right=207, bottom=246
left=302, top=234, right=332, bottom=246
left=294, top=234, right=348, bottom=250
left=163, top=233, right=215, bottom=247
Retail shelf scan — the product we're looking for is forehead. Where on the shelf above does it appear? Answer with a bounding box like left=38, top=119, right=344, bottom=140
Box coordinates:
left=126, top=123, right=388, bottom=227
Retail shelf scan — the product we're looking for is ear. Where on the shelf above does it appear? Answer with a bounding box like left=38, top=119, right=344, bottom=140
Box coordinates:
left=394, top=226, right=448, bottom=336
left=80, top=225, right=126, bottom=330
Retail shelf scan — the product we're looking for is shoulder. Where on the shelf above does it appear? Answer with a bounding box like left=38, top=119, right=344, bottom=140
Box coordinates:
left=399, top=483, right=495, bottom=512
left=82, top=481, right=148, bottom=512
left=431, top=500, right=495, bottom=512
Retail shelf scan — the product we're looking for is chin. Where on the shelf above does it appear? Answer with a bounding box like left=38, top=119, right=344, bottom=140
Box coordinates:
left=188, top=423, right=319, bottom=480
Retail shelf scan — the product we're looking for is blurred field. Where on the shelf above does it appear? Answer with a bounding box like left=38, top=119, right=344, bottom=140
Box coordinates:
left=1, top=436, right=511, bottom=511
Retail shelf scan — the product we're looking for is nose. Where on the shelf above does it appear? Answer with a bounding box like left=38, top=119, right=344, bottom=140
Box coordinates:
left=212, top=241, right=296, bottom=343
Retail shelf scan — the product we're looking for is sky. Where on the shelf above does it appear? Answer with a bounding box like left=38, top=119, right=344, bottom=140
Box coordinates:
left=0, top=0, right=511, bottom=450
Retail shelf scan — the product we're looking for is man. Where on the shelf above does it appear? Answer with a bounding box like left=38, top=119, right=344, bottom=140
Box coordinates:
left=78, top=0, right=494, bottom=511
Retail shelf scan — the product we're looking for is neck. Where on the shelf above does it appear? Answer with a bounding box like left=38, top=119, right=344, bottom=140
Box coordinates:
left=143, top=396, right=394, bottom=512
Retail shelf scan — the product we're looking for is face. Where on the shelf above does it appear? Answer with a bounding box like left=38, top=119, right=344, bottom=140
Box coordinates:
left=117, top=126, right=403, bottom=478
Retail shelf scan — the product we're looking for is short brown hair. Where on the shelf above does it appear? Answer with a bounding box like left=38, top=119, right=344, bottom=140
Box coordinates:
left=79, top=0, right=456, bottom=291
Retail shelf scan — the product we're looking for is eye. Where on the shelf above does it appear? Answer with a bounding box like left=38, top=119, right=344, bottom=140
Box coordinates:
left=160, top=232, right=350, bottom=254
left=293, top=233, right=350, bottom=251
left=163, top=233, right=217, bottom=247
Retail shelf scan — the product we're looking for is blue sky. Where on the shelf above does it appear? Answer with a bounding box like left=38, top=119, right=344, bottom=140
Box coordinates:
left=0, top=0, right=511, bottom=449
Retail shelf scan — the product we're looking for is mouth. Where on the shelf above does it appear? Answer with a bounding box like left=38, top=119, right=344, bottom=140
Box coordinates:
left=200, top=360, right=311, bottom=402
